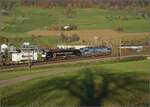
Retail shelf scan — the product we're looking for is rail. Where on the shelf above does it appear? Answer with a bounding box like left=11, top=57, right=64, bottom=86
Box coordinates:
left=0, top=54, right=149, bottom=71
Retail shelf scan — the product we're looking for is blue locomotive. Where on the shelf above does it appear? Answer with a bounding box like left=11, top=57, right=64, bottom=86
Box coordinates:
left=80, top=47, right=112, bottom=56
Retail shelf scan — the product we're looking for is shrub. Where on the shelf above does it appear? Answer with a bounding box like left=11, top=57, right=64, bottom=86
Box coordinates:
left=48, top=25, right=59, bottom=31
left=0, top=9, right=8, bottom=16
left=120, top=16, right=128, bottom=20
left=72, top=34, right=80, bottom=41
left=121, top=56, right=146, bottom=62
left=60, top=33, right=80, bottom=43
left=116, top=26, right=124, bottom=32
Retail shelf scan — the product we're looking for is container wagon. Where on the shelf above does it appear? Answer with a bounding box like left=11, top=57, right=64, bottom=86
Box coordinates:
left=42, top=48, right=81, bottom=61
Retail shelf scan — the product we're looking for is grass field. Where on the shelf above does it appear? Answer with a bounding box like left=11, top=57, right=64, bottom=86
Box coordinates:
left=9, top=36, right=59, bottom=47
left=1, top=7, right=150, bottom=33
left=0, top=60, right=150, bottom=107
left=28, top=29, right=150, bottom=42
left=0, top=7, right=150, bottom=46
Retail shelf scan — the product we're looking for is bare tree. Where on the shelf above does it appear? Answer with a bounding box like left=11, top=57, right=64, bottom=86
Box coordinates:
left=65, top=3, right=76, bottom=18
left=1, top=49, right=9, bottom=65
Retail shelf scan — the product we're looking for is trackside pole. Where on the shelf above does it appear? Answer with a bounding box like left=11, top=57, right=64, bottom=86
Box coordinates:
left=28, top=51, right=32, bottom=71
left=28, top=61, right=31, bottom=71
left=149, top=41, right=150, bottom=56
left=119, top=39, right=122, bottom=60
left=0, top=51, right=1, bottom=65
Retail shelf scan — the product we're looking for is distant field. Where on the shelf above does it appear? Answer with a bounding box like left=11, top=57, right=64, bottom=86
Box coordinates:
left=0, top=7, right=150, bottom=46
left=0, top=60, right=150, bottom=107
left=10, top=36, right=59, bottom=47
left=0, top=7, right=150, bottom=34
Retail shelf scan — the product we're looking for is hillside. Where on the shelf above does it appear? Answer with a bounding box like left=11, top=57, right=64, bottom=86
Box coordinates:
left=1, top=60, right=150, bottom=106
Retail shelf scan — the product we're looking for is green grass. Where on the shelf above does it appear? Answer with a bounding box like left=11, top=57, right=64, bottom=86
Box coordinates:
left=0, top=7, right=150, bottom=34
left=99, top=60, right=150, bottom=73
left=1, top=7, right=54, bottom=33
left=0, top=35, right=59, bottom=47
left=0, top=60, right=150, bottom=107
left=63, top=8, right=150, bottom=32
left=0, top=7, right=149, bottom=46
left=0, top=59, right=113, bottom=80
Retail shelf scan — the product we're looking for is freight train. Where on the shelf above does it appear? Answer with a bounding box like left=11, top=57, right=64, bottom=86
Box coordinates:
left=42, top=47, right=112, bottom=61
left=10, top=46, right=112, bottom=63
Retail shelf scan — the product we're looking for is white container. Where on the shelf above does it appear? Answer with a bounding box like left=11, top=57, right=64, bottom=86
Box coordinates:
left=12, top=51, right=37, bottom=62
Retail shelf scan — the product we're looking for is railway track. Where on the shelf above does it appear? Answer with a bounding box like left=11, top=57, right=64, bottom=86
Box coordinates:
left=0, top=54, right=149, bottom=71
left=0, top=55, right=110, bottom=70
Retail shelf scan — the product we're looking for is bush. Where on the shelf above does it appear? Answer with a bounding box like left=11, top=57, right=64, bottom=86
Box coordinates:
left=48, top=25, right=59, bottom=31
left=60, top=33, right=80, bottom=43
left=121, top=56, right=146, bottom=62
left=0, top=9, right=8, bottom=16
left=120, top=16, right=128, bottom=20
left=65, top=4, right=77, bottom=18
left=116, top=26, right=124, bottom=32
left=72, top=34, right=80, bottom=41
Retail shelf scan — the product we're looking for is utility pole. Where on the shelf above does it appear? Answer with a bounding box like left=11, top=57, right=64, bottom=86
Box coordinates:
left=0, top=50, right=1, bottom=65
left=148, top=39, right=150, bottom=56
left=32, top=49, right=34, bottom=63
left=28, top=50, right=32, bottom=71
left=119, top=39, right=122, bottom=60
left=0, top=89, right=1, bottom=107
left=59, top=15, right=62, bottom=36
left=28, top=60, right=31, bottom=71
left=58, top=14, right=64, bottom=44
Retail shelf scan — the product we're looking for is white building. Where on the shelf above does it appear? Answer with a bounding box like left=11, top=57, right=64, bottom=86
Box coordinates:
left=22, top=42, right=30, bottom=48
left=1, top=44, right=8, bottom=53
left=1, top=44, right=17, bottom=53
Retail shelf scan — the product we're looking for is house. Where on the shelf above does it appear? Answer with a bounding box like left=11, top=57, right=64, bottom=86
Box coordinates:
left=21, top=42, right=40, bottom=52
left=1, top=43, right=17, bottom=53
left=137, top=11, right=150, bottom=18
left=22, top=42, right=30, bottom=48
left=0, top=44, right=8, bottom=53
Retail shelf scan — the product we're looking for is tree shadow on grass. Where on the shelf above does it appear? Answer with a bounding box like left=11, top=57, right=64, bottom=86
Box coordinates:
left=1, top=68, right=150, bottom=107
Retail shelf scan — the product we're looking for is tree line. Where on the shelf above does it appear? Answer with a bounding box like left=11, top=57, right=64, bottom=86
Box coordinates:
left=0, top=0, right=150, bottom=10
left=21, top=0, right=150, bottom=7
left=0, top=0, right=21, bottom=10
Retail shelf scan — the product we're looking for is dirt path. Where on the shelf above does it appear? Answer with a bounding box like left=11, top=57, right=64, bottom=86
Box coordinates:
left=27, top=29, right=150, bottom=40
